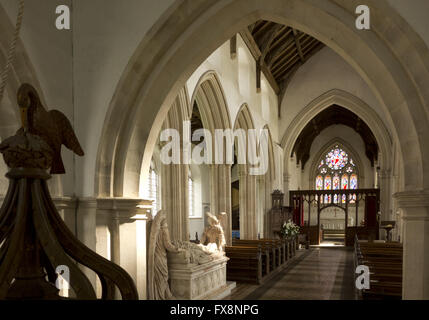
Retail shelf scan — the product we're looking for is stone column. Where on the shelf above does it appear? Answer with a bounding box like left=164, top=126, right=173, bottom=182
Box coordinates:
left=161, top=163, right=189, bottom=241
left=76, top=198, right=98, bottom=288
left=379, top=169, right=393, bottom=220
left=53, top=196, right=77, bottom=235
left=239, top=166, right=258, bottom=239
left=283, top=174, right=290, bottom=206
left=394, top=190, right=429, bottom=299
left=257, top=175, right=265, bottom=238
left=210, top=164, right=232, bottom=245
left=108, top=213, right=121, bottom=267
left=96, top=197, right=151, bottom=299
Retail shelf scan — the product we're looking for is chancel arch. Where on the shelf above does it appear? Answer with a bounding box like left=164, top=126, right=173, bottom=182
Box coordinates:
left=282, top=91, right=392, bottom=223
left=95, top=0, right=429, bottom=298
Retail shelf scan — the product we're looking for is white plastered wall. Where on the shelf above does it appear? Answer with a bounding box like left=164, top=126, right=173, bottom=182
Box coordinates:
left=186, top=34, right=280, bottom=145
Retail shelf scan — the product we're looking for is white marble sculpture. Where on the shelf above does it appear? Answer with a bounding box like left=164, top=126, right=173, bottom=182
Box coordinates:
left=148, top=210, right=233, bottom=300
left=201, top=212, right=226, bottom=251
left=147, top=211, right=184, bottom=300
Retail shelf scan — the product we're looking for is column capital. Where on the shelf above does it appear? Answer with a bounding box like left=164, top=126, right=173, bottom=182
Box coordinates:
left=80, top=197, right=152, bottom=222
left=52, top=196, right=77, bottom=210
left=393, top=190, right=429, bottom=220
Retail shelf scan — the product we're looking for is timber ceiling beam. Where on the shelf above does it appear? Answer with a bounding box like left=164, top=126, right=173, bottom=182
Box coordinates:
left=240, top=29, right=280, bottom=94
left=292, top=28, right=305, bottom=63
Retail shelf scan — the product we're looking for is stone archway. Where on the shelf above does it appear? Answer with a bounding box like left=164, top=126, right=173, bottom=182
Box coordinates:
left=190, top=71, right=233, bottom=244
left=233, top=103, right=258, bottom=240
left=159, top=87, right=190, bottom=241
left=95, top=0, right=429, bottom=298
left=281, top=89, right=392, bottom=178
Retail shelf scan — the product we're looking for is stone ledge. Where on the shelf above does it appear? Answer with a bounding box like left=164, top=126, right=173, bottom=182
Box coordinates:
left=393, top=190, right=429, bottom=221
left=394, top=190, right=429, bottom=208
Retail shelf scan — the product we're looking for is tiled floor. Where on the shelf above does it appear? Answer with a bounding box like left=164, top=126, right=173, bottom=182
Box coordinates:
left=225, top=247, right=356, bottom=300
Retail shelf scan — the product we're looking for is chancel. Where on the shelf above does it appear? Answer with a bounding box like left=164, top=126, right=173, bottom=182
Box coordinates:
left=0, top=0, right=429, bottom=301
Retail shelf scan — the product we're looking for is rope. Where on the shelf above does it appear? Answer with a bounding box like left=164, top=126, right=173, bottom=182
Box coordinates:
left=0, top=0, right=25, bottom=102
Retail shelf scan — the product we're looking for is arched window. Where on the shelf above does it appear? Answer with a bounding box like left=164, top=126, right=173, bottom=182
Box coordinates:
left=147, top=161, right=160, bottom=214
left=188, top=172, right=194, bottom=217
left=316, top=175, right=323, bottom=190
left=315, top=145, right=358, bottom=203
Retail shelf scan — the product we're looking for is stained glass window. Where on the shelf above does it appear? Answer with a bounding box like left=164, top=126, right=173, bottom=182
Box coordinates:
left=350, top=174, right=358, bottom=189
left=189, top=174, right=194, bottom=217
left=333, top=174, right=340, bottom=190
left=324, top=175, right=331, bottom=190
left=341, top=174, right=348, bottom=190
left=326, top=148, right=348, bottom=170
left=314, top=145, right=358, bottom=204
left=147, top=161, right=160, bottom=215
left=316, top=175, right=323, bottom=190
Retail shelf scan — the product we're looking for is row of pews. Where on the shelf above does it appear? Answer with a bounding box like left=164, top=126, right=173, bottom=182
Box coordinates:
left=225, top=238, right=298, bottom=284
left=354, top=236, right=403, bottom=299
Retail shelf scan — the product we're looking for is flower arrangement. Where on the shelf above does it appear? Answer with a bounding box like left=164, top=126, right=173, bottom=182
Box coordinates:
left=280, top=219, right=300, bottom=239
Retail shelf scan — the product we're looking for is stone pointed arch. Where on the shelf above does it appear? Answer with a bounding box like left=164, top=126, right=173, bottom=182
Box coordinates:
left=158, top=87, right=190, bottom=241
left=281, top=89, right=392, bottom=175
left=233, top=103, right=255, bottom=131
left=233, top=103, right=259, bottom=239
left=263, top=124, right=276, bottom=181
left=190, top=71, right=233, bottom=244
left=94, top=0, right=429, bottom=297
left=190, top=71, right=232, bottom=133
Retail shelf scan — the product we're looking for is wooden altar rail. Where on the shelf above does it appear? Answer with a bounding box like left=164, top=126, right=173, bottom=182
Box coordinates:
left=225, top=238, right=297, bottom=284
left=354, top=236, right=403, bottom=299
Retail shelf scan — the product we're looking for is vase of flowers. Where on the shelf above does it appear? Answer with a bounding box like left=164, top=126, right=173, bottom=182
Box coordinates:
left=280, top=219, right=300, bottom=241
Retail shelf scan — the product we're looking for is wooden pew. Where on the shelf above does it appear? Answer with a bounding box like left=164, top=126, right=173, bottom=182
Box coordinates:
left=233, top=239, right=279, bottom=271
left=354, top=238, right=403, bottom=299
left=262, top=239, right=287, bottom=265
left=225, top=246, right=263, bottom=284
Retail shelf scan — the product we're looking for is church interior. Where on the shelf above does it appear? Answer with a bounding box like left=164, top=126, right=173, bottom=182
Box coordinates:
left=0, top=0, right=429, bottom=301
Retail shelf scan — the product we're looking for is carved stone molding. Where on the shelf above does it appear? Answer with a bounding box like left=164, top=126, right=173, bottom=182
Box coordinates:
left=98, top=198, right=151, bottom=223
left=394, top=190, right=429, bottom=221
left=78, top=197, right=151, bottom=224
left=52, top=196, right=77, bottom=210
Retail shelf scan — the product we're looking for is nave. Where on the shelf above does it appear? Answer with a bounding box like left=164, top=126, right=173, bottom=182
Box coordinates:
left=0, top=0, right=429, bottom=300
left=227, top=248, right=355, bottom=300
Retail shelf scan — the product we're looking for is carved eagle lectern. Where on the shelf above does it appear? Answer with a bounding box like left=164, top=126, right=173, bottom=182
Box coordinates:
left=17, top=83, right=84, bottom=174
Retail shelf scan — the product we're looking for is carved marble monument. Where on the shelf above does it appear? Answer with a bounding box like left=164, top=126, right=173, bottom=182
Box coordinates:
left=147, top=210, right=235, bottom=300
